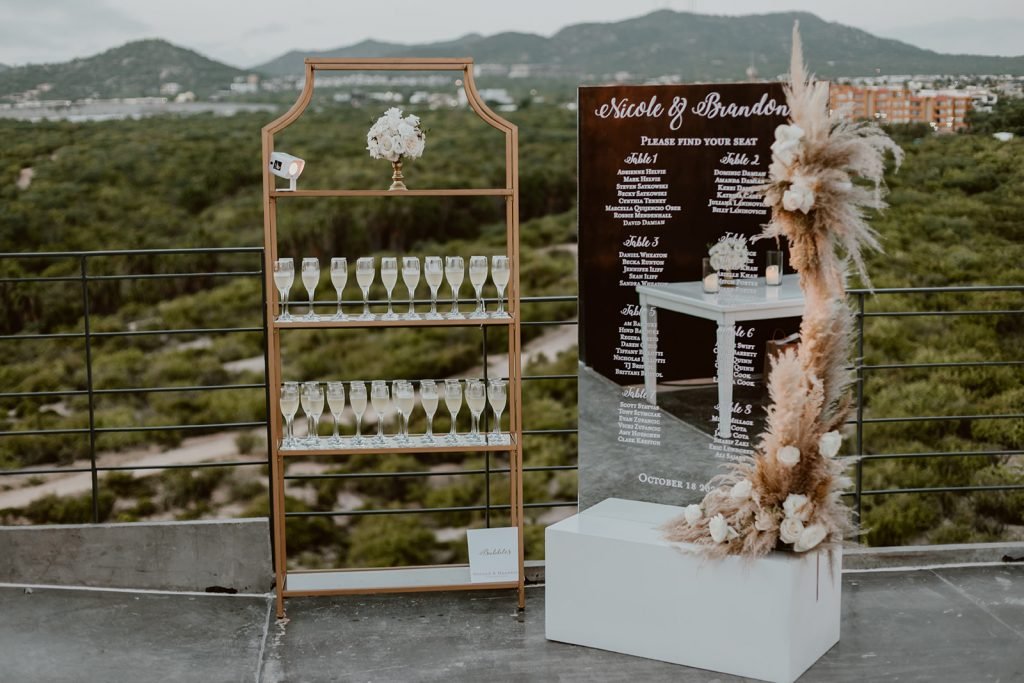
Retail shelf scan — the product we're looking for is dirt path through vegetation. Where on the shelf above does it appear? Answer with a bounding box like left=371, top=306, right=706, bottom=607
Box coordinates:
left=0, top=432, right=248, bottom=510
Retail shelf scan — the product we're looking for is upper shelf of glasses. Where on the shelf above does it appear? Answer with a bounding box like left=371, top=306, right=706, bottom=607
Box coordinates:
left=273, top=316, right=514, bottom=330
left=270, top=188, right=513, bottom=199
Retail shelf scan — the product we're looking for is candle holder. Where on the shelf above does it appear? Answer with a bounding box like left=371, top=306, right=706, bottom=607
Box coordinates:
left=765, top=251, right=783, bottom=286
left=702, top=257, right=720, bottom=293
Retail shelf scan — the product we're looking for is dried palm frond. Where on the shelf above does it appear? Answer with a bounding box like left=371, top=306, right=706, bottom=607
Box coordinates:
left=663, top=21, right=901, bottom=558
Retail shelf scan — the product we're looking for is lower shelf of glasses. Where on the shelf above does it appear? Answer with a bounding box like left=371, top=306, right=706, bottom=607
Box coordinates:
left=279, top=432, right=515, bottom=455
left=284, top=565, right=521, bottom=596
left=273, top=313, right=513, bottom=328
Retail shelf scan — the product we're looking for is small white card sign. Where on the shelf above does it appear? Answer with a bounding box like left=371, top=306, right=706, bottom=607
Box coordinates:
left=467, top=527, right=519, bottom=583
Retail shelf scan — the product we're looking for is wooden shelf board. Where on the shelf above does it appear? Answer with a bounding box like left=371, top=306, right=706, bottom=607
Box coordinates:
left=272, top=315, right=514, bottom=330
left=280, top=434, right=515, bottom=457
left=285, top=565, right=519, bottom=595
left=270, top=188, right=512, bottom=198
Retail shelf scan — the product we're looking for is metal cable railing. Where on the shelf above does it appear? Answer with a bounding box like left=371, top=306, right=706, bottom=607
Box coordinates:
left=1, top=249, right=1021, bottom=549
left=0, top=247, right=272, bottom=524
left=848, top=285, right=1024, bottom=524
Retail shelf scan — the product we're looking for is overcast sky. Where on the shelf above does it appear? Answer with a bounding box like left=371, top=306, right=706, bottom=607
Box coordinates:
left=2, top=0, right=1022, bottom=68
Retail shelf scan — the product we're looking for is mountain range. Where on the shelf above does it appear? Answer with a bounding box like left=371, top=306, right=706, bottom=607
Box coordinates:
left=2, top=11, right=1023, bottom=102
left=0, top=39, right=246, bottom=100
left=253, top=11, right=1024, bottom=80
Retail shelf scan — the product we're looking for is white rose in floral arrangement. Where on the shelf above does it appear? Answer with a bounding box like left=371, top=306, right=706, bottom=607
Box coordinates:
left=683, top=504, right=702, bottom=525
left=777, top=445, right=801, bottom=467
left=708, top=235, right=749, bottom=272
left=754, top=508, right=779, bottom=531
left=708, top=514, right=737, bottom=544
left=779, top=517, right=804, bottom=544
left=782, top=493, right=812, bottom=522
left=782, top=174, right=816, bottom=213
left=771, top=123, right=804, bottom=166
left=367, top=108, right=427, bottom=164
left=730, top=479, right=753, bottom=501
left=793, top=523, right=828, bottom=552
left=819, top=431, right=843, bottom=458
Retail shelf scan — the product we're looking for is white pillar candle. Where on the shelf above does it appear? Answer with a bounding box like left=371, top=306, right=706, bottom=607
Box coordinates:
left=765, top=265, right=781, bottom=286
left=703, top=272, right=719, bottom=293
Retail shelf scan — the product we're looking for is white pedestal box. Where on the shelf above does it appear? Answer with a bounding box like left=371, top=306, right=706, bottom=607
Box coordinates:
left=545, top=498, right=841, bottom=683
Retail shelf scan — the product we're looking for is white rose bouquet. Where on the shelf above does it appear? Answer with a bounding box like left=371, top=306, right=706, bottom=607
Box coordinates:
left=708, top=235, right=749, bottom=273
left=367, top=108, right=426, bottom=189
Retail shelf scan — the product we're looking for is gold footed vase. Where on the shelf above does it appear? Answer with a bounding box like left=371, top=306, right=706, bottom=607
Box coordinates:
left=389, top=159, right=407, bottom=191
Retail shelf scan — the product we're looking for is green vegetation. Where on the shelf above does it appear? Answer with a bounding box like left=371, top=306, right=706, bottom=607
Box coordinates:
left=853, top=121, right=1024, bottom=546
left=967, top=97, right=1024, bottom=137
left=0, top=102, right=1021, bottom=564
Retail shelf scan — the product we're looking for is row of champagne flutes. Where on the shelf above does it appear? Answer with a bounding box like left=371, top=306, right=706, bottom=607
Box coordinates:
left=278, top=378, right=508, bottom=449
left=272, top=255, right=511, bottom=322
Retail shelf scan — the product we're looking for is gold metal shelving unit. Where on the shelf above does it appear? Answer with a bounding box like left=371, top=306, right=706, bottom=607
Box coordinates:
left=261, top=57, right=523, bottom=618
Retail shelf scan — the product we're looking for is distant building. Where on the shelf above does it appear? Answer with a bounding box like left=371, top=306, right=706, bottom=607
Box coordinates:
left=458, top=88, right=513, bottom=107
left=829, top=83, right=992, bottom=131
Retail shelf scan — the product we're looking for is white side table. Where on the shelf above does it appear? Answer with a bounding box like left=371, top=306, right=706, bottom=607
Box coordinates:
left=636, top=274, right=804, bottom=439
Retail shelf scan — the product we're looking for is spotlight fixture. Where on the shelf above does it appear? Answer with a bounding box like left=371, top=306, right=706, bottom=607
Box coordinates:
left=268, top=151, right=305, bottom=191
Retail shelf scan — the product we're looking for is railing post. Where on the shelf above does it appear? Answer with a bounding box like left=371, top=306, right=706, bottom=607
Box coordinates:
left=482, top=325, right=491, bottom=528
left=259, top=250, right=276, bottom=558
left=80, top=255, right=100, bottom=523
left=855, top=291, right=866, bottom=539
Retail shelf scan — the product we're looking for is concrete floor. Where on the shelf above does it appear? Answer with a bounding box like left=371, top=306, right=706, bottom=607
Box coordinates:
left=1, top=565, right=1022, bottom=682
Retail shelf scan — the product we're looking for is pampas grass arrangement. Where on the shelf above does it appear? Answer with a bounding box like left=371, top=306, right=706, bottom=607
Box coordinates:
left=662, top=22, right=903, bottom=559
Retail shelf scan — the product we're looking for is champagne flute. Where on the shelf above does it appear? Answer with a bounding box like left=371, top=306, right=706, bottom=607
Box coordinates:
left=402, top=256, right=421, bottom=320
left=424, top=256, right=444, bottom=320
left=356, top=257, right=375, bottom=320
left=350, top=381, right=367, bottom=444
left=445, top=256, right=465, bottom=320
left=370, top=380, right=391, bottom=443
left=444, top=379, right=462, bottom=442
left=468, top=255, right=488, bottom=319
left=330, top=257, right=348, bottom=321
left=380, top=257, right=399, bottom=321
left=488, top=379, right=507, bottom=437
left=279, top=382, right=299, bottom=447
left=326, top=381, right=346, bottom=445
left=301, top=257, right=319, bottom=321
left=420, top=379, right=439, bottom=442
left=465, top=380, right=486, bottom=443
left=273, top=258, right=294, bottom=322
left=300, top=381, right=324, bottom=447
left=394, top=380, right=415, bottom=442
left=491, top=255, right=510, bottom=318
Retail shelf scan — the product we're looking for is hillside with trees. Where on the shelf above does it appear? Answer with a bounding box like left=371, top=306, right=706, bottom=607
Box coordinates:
left=0, top=39, right=247, bottom=101
left=254, top=11, right=1024, bottom=79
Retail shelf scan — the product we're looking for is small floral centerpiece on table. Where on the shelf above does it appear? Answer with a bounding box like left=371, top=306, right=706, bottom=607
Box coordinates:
left=708, top=235, right=750, bottom=285
left=662, top=22, right=902, bottom=559
left=366, top=108, right=426, bottom=190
